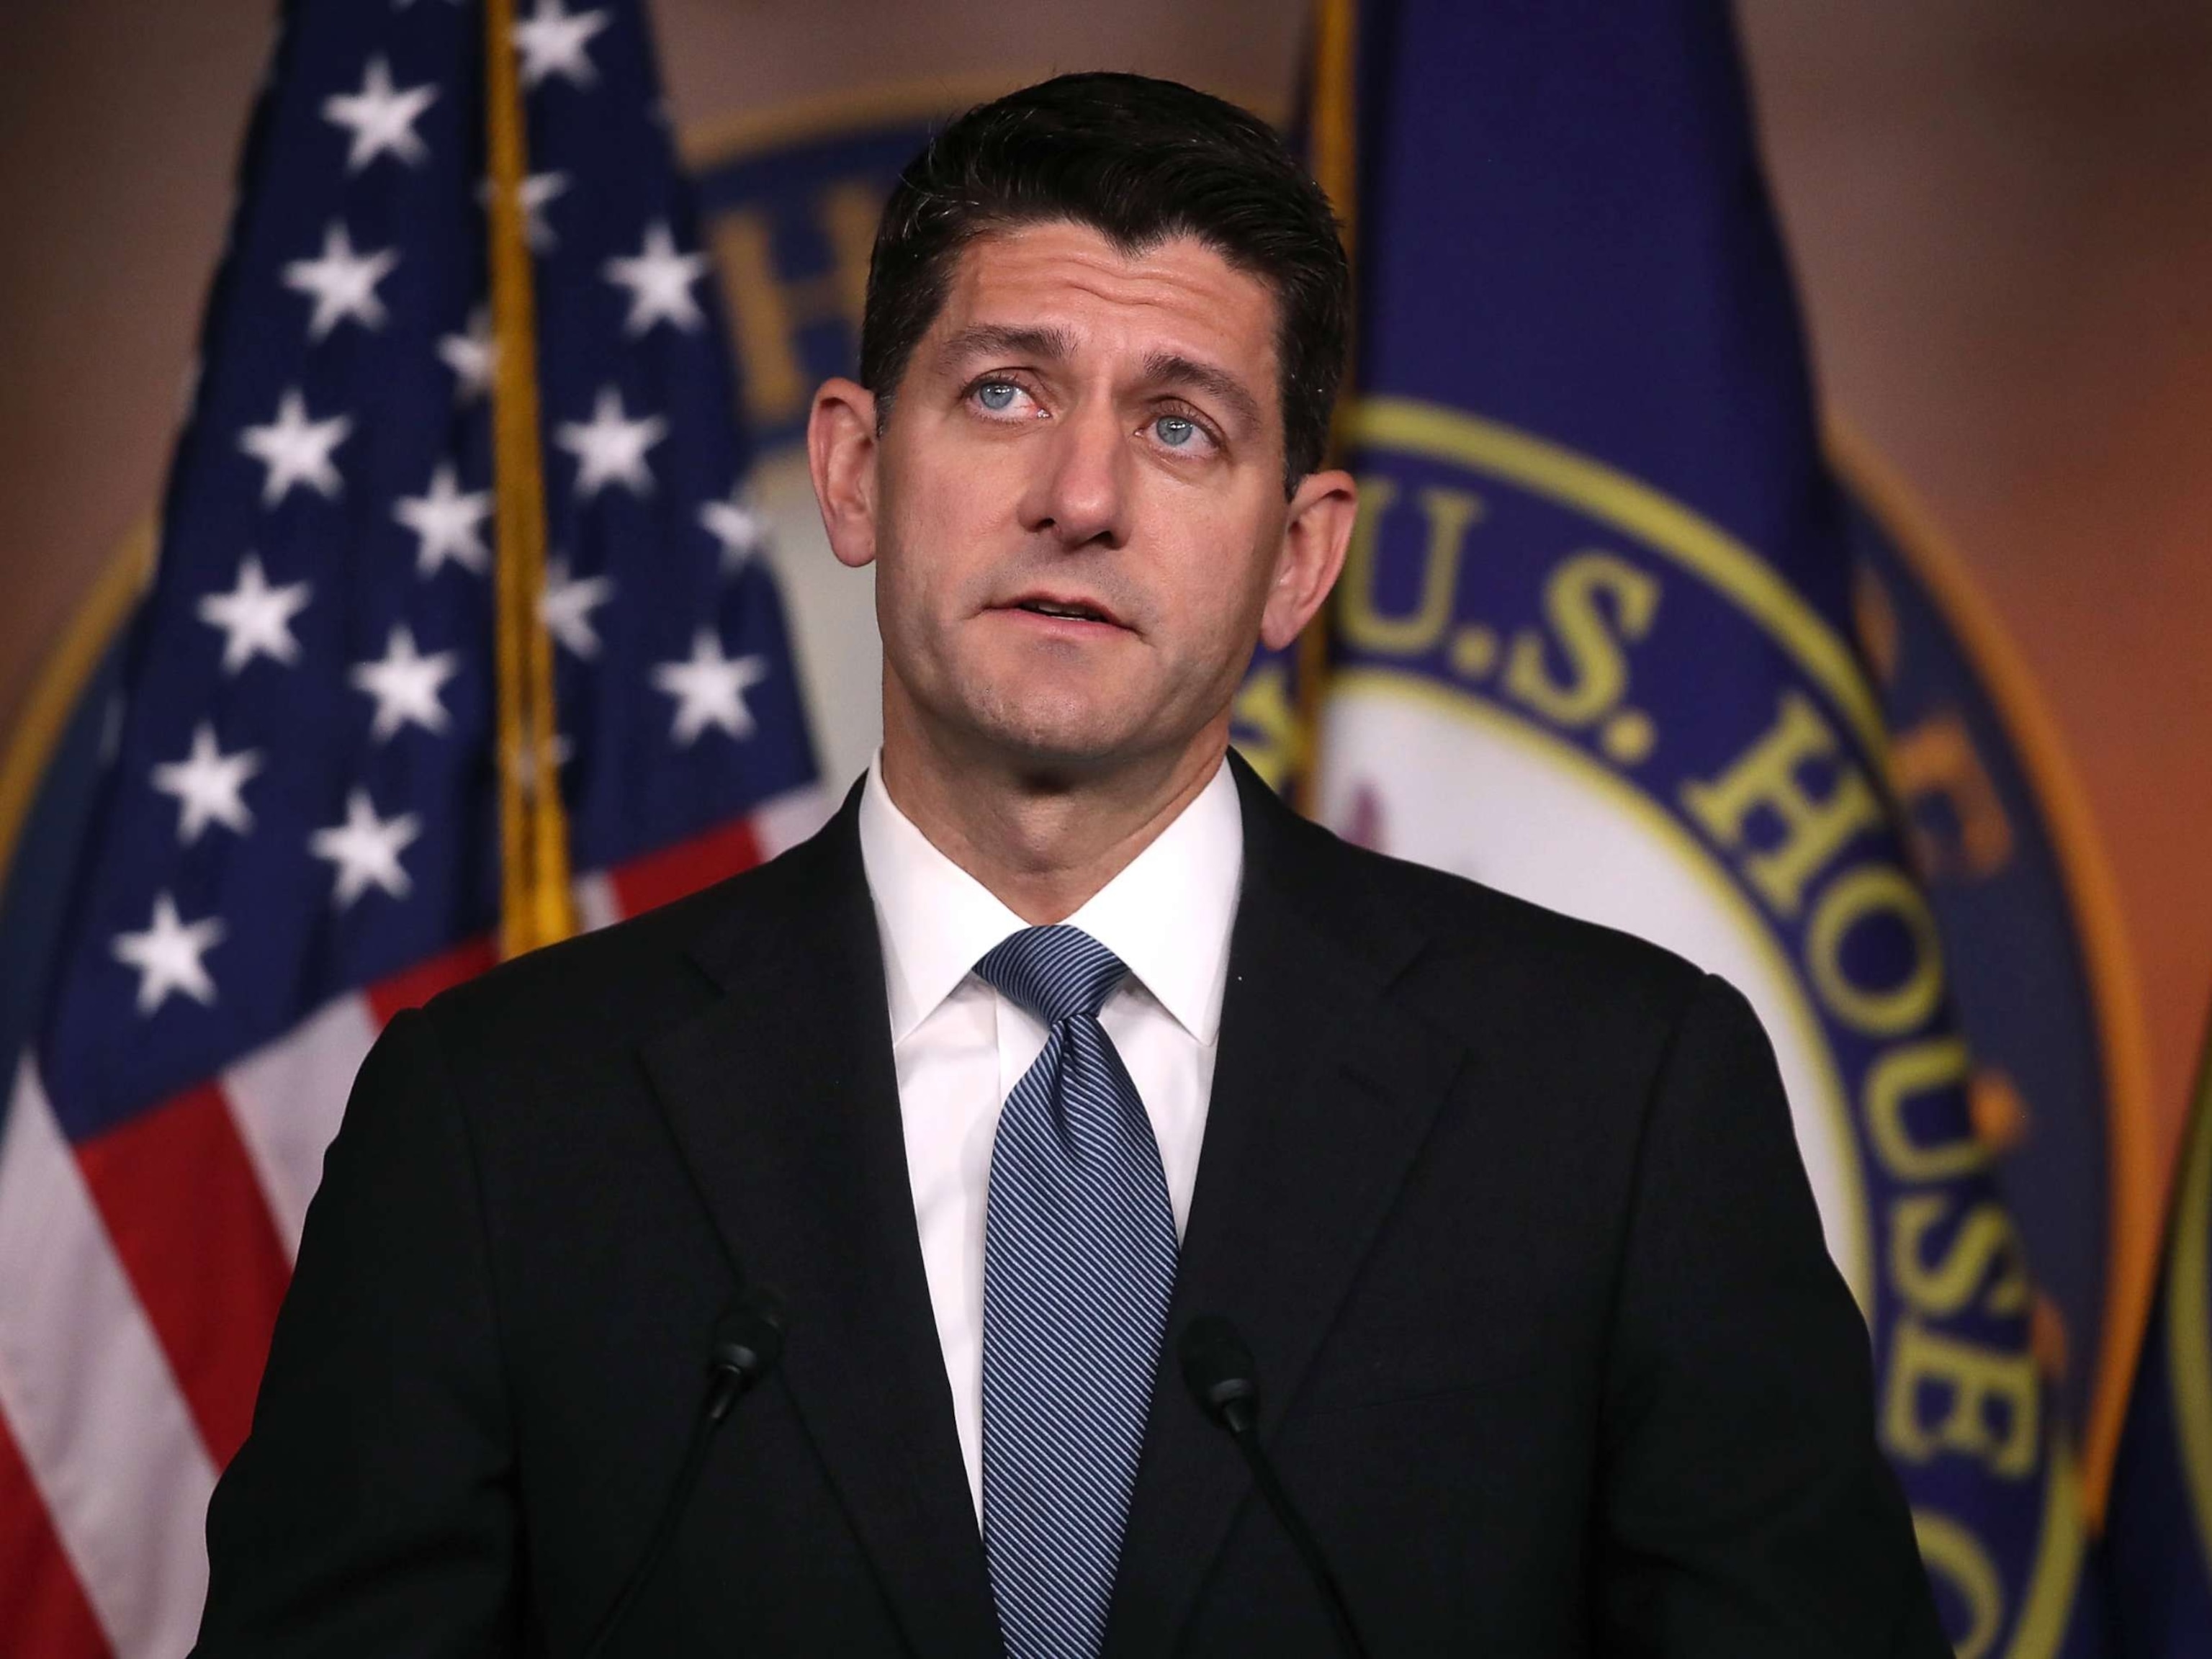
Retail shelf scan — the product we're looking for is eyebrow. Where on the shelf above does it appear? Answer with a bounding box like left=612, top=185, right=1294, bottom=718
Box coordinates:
left=1140, top=351, right=1266, bottom=435
left=936, top=325, right=1267, bottom=435
left=938, top=323, right=1080, bottom=367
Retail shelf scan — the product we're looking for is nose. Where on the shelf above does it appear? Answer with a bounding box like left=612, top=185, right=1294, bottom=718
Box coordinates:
left=1016, top=391, right=1130, bottom=552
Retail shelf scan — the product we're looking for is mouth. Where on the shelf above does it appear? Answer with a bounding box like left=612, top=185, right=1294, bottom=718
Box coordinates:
left=994, top=592, right=1130, bottom=631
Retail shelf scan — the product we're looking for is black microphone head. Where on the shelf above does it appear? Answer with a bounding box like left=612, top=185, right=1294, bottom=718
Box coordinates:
left=707, top=1285, right=786, bottom=1417
left=1179, top=1313, right=1261, bottom=1431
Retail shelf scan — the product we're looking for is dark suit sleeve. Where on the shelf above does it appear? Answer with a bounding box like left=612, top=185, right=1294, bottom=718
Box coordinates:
left=192, top=1008, right=519, bottom=1657
left=1595, top=974, right=1950, bottom=1657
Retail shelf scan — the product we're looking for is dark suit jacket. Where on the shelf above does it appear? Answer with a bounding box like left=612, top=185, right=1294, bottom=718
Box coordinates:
left=194, top=752, right=1948, bottom=1657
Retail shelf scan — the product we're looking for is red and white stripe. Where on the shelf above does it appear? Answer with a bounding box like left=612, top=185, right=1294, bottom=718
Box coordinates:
left=0, top=791, right=822, bottom=1658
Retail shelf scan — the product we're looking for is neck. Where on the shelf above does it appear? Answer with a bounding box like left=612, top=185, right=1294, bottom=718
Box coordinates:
left=878, top=705, right=1228, bottom=926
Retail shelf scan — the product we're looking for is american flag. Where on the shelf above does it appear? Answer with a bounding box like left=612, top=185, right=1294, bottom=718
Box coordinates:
left=0, top=1, right=822, bottom=1652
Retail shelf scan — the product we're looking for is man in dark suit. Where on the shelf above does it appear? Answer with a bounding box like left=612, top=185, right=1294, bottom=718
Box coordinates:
left=195, top=73, right=1948, bottom=1657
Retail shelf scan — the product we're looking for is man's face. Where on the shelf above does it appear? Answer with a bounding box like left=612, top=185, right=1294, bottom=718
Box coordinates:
left=856, top=221, right=1318, bottom=774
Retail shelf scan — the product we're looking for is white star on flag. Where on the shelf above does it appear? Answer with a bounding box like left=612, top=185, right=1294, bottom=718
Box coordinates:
left=349, top=625, right=462, bottom=742
left=197, top=554, right=312, bottom=674
left=513, top=0, right=612, bottom=90
left=651, top=629, right=770, bottom=745
left=556, top=386, right=668, bottom=498
left=239, top=388, right=351, bottom=505
left=603, top=220, right=709, bottom=336
left=522, top=172, right=570, bottom=251
left=698, top=488, right=770, bottom=575
left=542, top=558, right=616, bottom=658
left=320, top=54, right=439, bottom=174
left=480, top=171, right=570, bottom=252
left=393, top=462, right=492, bottom=577
left=439, top=307, right=496, bottom=401
left=513, top=732, right=576, bottom=804
left=309, top=788, right=423, bottom=909
left=111, top=892, right=226, bottom=1015
left=150, top=722, right=262, bottom=844
left=282, top=220, right=401, bottom=341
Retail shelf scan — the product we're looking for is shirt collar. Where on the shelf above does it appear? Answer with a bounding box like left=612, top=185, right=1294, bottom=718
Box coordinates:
left=857, top=752, right=1244, bottom=1046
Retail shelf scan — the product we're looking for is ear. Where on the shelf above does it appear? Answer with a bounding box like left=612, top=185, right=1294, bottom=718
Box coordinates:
left=1259, top=467, right=1357, bottom=652
left=806, top=377, right=881, bottom=570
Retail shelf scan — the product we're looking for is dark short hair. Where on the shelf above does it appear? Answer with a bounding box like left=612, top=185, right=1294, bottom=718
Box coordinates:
left=858, top=72, right=1351, bottom=493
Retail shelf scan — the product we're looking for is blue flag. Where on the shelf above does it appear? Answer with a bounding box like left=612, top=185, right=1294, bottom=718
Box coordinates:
left=1308, top=2, right=2102, bottom=1651
left=0, top=1, right=816, bottom=1651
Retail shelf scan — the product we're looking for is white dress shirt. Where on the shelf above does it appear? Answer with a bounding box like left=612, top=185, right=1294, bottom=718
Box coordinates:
left=855, top=752, right=1244, bottom=1519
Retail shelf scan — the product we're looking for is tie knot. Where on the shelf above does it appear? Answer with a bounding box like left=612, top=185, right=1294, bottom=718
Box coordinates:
left=976, top=925, right=1128, bottom=1024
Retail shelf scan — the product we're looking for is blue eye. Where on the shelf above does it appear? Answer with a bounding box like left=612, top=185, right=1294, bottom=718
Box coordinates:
left=976, top=381, right=1019, bottom=412
left=1155, top=415, right=1197, bottom=448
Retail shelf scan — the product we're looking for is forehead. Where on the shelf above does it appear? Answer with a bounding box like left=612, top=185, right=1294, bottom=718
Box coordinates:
left=928, top=221, right=1279, bottom=392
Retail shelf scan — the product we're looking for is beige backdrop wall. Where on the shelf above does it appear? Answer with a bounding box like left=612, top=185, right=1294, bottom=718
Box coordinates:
left=1, top=0, right=2206, bottom=1162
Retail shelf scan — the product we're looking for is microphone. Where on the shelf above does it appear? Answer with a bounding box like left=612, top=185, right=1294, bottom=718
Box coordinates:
left=581, top=1287, right=787, bottom=1659
left=703, top=1290, right=786, bottom=1423
left=1179, top=1315, right=1372, bottom=1659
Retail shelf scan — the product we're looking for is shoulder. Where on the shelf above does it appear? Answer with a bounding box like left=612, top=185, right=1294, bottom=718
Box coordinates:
left=1248, top=761, right=1701, bottom=993
left=407, top=817, right=850, bottom=1076
left=1254, top=790, right=1719, bottom=1074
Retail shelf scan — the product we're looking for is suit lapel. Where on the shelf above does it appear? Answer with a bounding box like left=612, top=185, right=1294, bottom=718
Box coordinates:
left=642, top=793, right=1002, bottom=1659
left=1104, top=758, right=1471, bottom=1657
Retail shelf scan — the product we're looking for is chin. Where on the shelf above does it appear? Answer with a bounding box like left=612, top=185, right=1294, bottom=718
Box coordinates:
left=891, top=638, right=1193, bottom=773
left=974, top=715, right=1135, bottom=771
left=956, top=686, right=1154, bottom=773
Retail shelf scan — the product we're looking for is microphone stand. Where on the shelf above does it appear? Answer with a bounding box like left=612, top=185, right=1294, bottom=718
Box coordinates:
left=580, top=1288, right=786, bottom=1659
left=1180, top=1314, right=1372, bottom=1659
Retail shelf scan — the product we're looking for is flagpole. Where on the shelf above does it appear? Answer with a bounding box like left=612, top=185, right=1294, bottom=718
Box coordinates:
left=2171, top=1010, right=2212, bottom=1521
left=484, top=0, right=577, bottom=957
left=1298, top=0, right=1358, bottom=817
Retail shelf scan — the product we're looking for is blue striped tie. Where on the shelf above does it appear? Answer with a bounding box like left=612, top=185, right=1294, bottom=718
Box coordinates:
left=975, top=925, right=1179, bottom=1659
